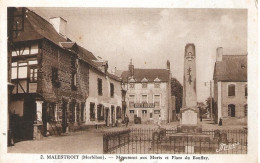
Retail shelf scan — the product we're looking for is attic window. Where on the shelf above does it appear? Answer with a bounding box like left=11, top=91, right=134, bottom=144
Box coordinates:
left=241, top=64, right=246, bottom=69
left=142, top=83, right=147, bottom=88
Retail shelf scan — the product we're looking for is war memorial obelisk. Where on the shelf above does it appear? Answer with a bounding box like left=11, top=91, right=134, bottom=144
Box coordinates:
left=168, top=44, right=210, bottom=154
left=178, top=43, right=201, bottom=132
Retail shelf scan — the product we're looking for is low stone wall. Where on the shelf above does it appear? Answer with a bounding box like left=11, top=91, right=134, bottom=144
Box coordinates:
left=222, top=117, right=247, bottom=125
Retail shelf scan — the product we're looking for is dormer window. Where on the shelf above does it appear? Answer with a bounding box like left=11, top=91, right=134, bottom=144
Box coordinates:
left=154, top=77, right=161, bottom=88
left=154, top=82, right=160, bottom=88
left=142, top=83, right=147, bottom=88
left=141, top=78, right=148, bottom=88
left=129, top=78, right=135, bottom=89
left=130, top=83, right=135, bottom=89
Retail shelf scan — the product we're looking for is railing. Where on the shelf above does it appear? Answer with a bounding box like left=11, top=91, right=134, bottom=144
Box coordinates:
left=103, top=128, right=247, bottom=154
left=103, top=129, right=131, bottom=154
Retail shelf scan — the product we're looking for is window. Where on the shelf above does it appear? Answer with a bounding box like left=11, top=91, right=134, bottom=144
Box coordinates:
left=11, top=43, right=38, bottom=56
left=48, top=103, right=56, bottom=122
left=129, top=95, right=135, bottom=108
left=116, top=106, right=121, bottom=118
left=52, top=67, right=60, bottom=87
left=130, top=110, right=134, bottom=114
left=154, top=110, right=160, bottom=114
left=90, top=103, right=95, bottom=121
left=228, top=84, right=235, bottom=96
left=76, top=103, right=80, bottom=122
left=11, top=62, right=28, bottom=79
left=71, top=72, right=77, bottom=90
left=81, top=103, right=85, bottom=121
left=154, top=82, right=160, bottom=88
left=228, top=104, right=235, bottom=117
left=142, top=110, right=147, bottom=117
left=18, top=62, right=28, bottom=78
left=244, top=104, right=247, bottom=116
left=98, top=78, right=103, bottom=96
left=29, top=67, right=37, bottom=82
left=97, top=104, right=104, bottom=121
left=141, top=95, right=148, bottom=103
left=142, top=83, right=147, bottom=88
left=130, top=83, right=135, bottom=89
left=110, top=83, right=114, bottom=97
left=69, top=102, right=76, bottom=123
left=154, top=95, right=161, bottom=106
left=245, top=84, right=248, bottom=97
left=150, top=112, right=153, bottom=118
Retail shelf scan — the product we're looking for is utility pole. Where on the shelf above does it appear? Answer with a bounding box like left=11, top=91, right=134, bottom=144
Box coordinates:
left=205, top=80, right=213, bottom=120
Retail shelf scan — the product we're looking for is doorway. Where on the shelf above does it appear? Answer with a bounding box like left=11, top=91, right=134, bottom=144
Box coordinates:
left=62, top=101, right=67, bottom=133
left=228, top=104, right=235, bottom=117
left=111, top=105, right=115, bottom=126
left=23, top=96, right=36, bottom=140
left=105, top=108, right=109, bottom=126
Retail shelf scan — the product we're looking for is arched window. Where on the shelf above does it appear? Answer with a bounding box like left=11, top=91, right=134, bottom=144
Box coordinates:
left=228, top=84, right=235, bottom=96
left=228, top=104, right=235, bottom=117
left=244, top=104, right=247, bottom=116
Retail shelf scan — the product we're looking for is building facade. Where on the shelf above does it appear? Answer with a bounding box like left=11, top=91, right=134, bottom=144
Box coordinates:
left=8, top=8, right=123, bottom=141
left=213, top=47, right=247, bottom=125
left=85, top=63, right=123, bottom=127
left=121, top=60, right=174, bottom=124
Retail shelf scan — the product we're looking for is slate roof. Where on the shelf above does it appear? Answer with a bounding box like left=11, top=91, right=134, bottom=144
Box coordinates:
left=14, top=8, right=67, bottom=45
left=121, top=69, right=170, bottom=83
left=213, top=55, right=247, bottom=82
left=13, top=8, right=121, bottom=82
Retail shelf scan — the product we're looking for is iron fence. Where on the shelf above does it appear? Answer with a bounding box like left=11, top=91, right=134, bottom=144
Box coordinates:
left=103, top=128, right=247, bottom=154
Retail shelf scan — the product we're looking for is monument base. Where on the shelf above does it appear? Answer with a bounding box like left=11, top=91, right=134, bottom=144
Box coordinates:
left=180, top=107, right=200, bottom=125
left=177, top=124, right=202, bottom=133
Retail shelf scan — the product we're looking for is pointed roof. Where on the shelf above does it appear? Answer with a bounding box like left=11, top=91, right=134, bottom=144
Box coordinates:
left=154, top=77, right=161, bottom=82
left=213, top=55, right=247, bottom=82
left=12, top=8, right=122, bottom=82
left=141, top=77, right=148, bottom=82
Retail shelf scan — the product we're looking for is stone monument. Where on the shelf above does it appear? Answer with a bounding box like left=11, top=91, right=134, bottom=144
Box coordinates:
left=177, top=43, right=201, bottom=133
left=152, top=44, right=218, bottom=153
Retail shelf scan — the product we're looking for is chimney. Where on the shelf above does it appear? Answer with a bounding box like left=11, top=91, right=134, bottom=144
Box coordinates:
left=128, top=59, right=134, bottom=77
left=216, top=47, right=223, bottom=61
left=50, top=17, right=67, bottom=39
left=102, top=61, right=108, bottom=73
left=114, top=67, right=117, bottom=74
left=166, top=60, right=170, bottom=70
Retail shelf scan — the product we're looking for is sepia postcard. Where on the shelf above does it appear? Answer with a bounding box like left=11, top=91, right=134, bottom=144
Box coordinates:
left=0, top=0, right=258, bottom=162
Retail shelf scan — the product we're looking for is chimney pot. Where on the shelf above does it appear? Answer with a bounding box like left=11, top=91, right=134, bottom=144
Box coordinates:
left=216, top=47, right=223, bottom=61
left=167, top=60, right=170, bottom=70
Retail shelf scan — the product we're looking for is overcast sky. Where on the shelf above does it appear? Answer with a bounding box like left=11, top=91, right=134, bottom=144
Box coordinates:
left=30, top=8, right=247, bottom=102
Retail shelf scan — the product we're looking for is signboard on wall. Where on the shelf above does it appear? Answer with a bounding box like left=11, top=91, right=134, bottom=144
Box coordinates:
left=154, top=110, right=160, bottom=114
left=134, top=103, right=155, bottom=108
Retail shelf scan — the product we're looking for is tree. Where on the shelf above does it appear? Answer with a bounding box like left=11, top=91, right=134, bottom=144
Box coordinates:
left=206, top=97, right=214, bottom=118
left=197, top=102, right=207, bottom=116
left=171, top=77, right=183, bottom=113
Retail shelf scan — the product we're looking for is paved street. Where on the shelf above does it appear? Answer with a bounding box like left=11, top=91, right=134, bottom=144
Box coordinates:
left=8, top=131, right=104, bottom=154
left=8, top=118, right=246, bottom=154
